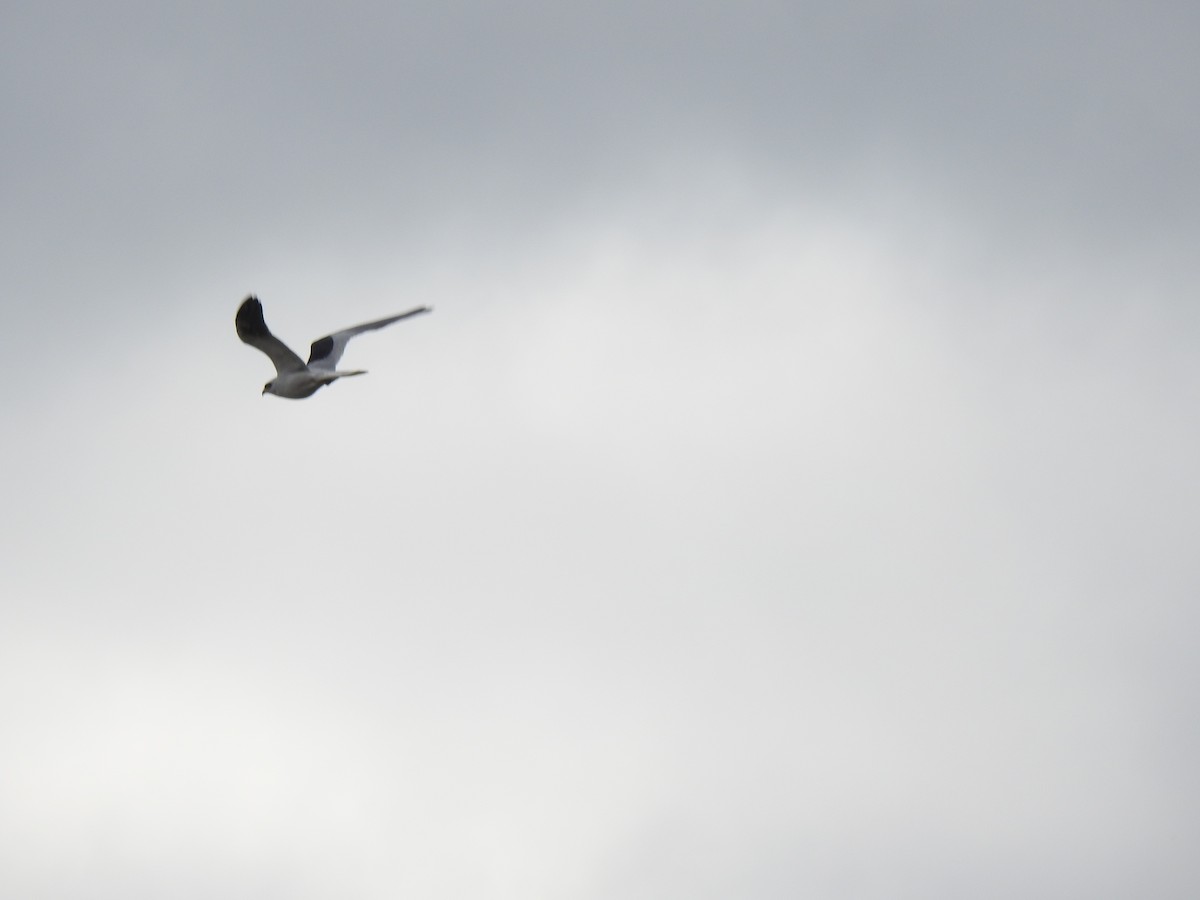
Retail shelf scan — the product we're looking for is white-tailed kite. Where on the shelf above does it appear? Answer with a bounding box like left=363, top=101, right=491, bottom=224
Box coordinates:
left=236, top=295, right=431, bottom=398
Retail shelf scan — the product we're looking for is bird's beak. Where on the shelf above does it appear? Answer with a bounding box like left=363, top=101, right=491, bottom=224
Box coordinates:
left=261, top=387, right=269, bottom=395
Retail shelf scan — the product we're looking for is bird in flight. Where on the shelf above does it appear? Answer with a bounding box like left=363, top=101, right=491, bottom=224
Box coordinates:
left=236, top=295, right=431, bottom=398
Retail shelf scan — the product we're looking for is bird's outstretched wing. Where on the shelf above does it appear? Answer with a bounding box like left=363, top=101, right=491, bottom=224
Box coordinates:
left=236, top=296, right=306, bottom=376
left=308, top=306, right=431, bottom=371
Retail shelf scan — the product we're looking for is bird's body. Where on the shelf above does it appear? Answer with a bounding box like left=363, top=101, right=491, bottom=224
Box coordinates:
left=235, top=296, right=430, bottom=398
left=258, top=366, right=364, bottom=399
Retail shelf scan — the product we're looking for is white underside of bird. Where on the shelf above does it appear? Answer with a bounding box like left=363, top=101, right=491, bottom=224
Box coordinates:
left=261, top=367, right=366, bottom=399
left=235, top=295, right=431, bottom=399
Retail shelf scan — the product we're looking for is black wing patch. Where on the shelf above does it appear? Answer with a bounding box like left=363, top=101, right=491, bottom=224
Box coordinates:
left=235, top=296, right=270, bottom=342
left=308, top=335, right=335, bottom=364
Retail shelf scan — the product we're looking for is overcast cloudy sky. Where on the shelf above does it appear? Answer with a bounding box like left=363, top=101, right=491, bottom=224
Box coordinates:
left=2, top=3, right=1198, bottom=898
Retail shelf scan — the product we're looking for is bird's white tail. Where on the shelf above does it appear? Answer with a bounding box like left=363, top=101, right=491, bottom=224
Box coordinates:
left=317, top=369, right=367, bottom=388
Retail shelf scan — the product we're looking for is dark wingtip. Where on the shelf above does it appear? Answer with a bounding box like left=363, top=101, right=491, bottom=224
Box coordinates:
left=308, top=334, right=335, bottom=364
left=236, top=295, right=269, bottom=341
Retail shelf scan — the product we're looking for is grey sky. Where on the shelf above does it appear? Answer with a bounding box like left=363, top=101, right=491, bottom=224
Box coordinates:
left=2, top=3, right=1198, bottom=898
